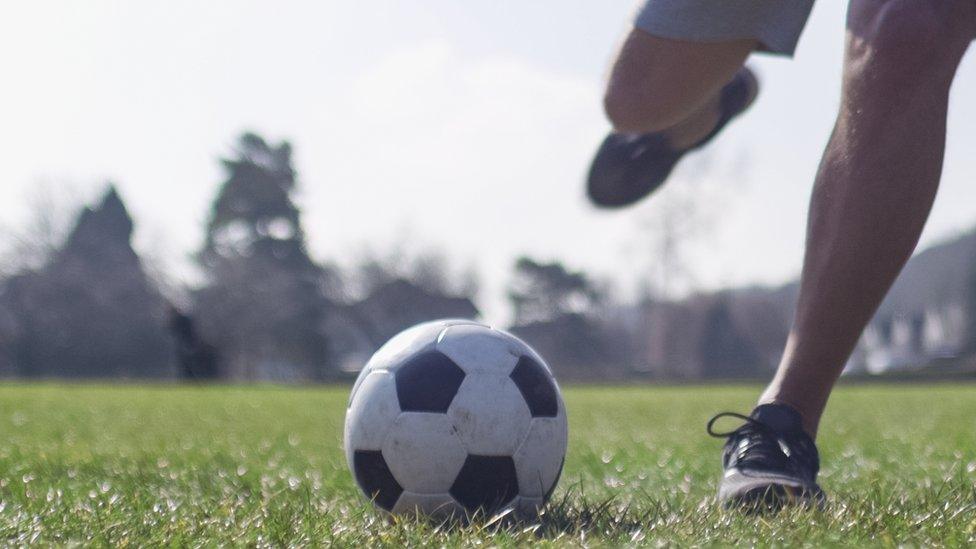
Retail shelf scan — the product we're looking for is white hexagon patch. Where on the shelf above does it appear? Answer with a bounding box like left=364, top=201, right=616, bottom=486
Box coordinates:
left=344, top=370, right=400, bottom=461
left=391, top=491, right=464, bottom=519
left=436, top=324, right=521, bottom=376
left=512, top=417, right=568, bottom=497
left=448, top=373, right=532, bottom=456
left=382, top=412, right=468, bottom=493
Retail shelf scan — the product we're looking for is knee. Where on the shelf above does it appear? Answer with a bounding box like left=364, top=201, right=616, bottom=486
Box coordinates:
left=851, top=0, right=974, bottom=82
left=603, top=82, right=684, bottom=134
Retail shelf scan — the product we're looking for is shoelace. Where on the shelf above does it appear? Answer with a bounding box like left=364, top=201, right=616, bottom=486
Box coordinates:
left=706, top=412, right=761, bottom=438
left=706, top=412, right=792, bottom=470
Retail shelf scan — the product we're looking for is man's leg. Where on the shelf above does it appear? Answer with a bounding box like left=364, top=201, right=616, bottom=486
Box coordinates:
left=712, top=0, right=974, bottom=509
left=589, top=30, right=760, bottom=208
left=603, top=29, right=756, bottom=138
left=591, top=3, right=814, bottom=209
left=760, top=0, right=976, bottom=436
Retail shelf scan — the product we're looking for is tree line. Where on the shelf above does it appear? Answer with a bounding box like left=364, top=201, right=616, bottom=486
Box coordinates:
left=5, top=131, right=974, bottom=383
left=0, top=133, right=639, bottom=382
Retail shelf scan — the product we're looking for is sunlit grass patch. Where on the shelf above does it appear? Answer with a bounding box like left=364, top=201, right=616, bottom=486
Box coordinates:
left=1, top=383, right=975, bottom=545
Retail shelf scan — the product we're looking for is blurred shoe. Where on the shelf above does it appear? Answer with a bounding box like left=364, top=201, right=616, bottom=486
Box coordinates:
left=586, top=67, right=758, bottom=209
left=707, top=403, right=825, bottom=511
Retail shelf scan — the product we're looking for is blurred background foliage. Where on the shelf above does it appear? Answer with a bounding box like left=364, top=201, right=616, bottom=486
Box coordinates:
left=2, top=131, right=976, bottom=384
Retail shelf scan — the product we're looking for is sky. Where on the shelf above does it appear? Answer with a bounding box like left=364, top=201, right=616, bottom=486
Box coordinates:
left=2, top=1, right=976, bottom=323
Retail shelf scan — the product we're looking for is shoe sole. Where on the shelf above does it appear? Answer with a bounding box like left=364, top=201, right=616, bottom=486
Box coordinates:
left=719, top=469, right=825, bottom=513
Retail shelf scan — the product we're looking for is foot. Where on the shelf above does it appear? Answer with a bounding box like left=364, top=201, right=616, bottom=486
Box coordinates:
left=586, top=67, right=759, bottom=209
left=707, top=404, right=825, bottom=511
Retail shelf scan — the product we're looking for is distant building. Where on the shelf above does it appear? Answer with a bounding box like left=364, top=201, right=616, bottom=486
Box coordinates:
left=851, top=304, right=968, bottom=374
left=636, top=294, right=774, bottom=380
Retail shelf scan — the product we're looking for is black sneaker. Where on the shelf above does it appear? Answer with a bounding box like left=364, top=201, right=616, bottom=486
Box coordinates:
left=586, top=67, right=758, bottom=209
left=707, top=404, right=825, bottom=510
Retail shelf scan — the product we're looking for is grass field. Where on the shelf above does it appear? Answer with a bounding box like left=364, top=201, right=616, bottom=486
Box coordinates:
left=1, top=383, right=975, bottom=546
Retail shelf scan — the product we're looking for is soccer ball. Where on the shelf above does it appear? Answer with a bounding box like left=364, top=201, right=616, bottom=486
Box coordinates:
left=344, top=319, right=568, bottom=519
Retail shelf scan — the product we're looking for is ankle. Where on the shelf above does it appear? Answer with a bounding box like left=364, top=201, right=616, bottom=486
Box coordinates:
left=663, top=93, right=723, bottom=150
left=755, top=397, right=820, bottom=439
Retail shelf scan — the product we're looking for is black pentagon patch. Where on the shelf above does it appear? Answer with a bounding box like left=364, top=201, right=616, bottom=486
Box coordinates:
left=509, top=356, right=558, bottom=417
left=395, top=350, right=465, bottom=413
left=353, top=450, right=402, bottom=511
left=449, top=455, right=519, bottom=514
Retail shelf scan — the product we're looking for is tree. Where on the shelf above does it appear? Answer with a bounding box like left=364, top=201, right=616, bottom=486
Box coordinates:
left=0, top=186, right=175, bottom=379
left=966, top=241, right=976, bottom=353
left=194, top=132, right=337, bottom=381
left=352, top=246, right=479, bottom=300
left=201, top=133, right=306, bottom=268
left=507, top=257, right=604, bottom=325
left=0, top=181, right=80, bottom=278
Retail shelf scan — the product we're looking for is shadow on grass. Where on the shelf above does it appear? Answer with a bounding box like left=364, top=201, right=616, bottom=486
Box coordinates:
left=537, top=485, right=673, bottom=535
left=391, top=482, right=693, bottom=542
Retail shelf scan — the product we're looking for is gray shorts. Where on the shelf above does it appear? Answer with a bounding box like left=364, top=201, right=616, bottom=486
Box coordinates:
left=635, top=0, right=815, bottom=56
